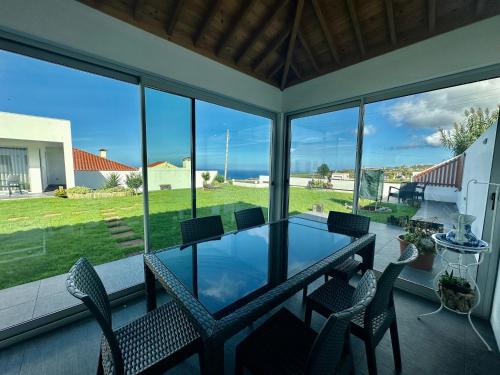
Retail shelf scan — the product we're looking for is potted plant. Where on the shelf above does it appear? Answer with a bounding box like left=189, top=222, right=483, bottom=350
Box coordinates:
left=397, top=223, right=438, bottom=270
left=439, top=270, right=475, bottom=313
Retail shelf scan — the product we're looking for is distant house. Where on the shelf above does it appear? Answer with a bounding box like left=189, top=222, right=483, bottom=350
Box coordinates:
left=73, top=148, right=138, bottom=189
left=148, top=161, right=179, bottom=169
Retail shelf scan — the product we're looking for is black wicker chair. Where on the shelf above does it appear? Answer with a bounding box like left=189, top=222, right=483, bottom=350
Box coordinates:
left=66, top=258, right=203, bottom=375
left=302, top=211, right=371, bottom=299
left=304, top=244, right=418, bottom=375
left=235, top=270, right=377, bottom=375
left=234, top=207, right=265, bottom=230
left=180, top=215, right=224, bottom=244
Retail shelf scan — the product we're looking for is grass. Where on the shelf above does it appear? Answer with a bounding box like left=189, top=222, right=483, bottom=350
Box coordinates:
left=0, top=185, right=416, bottom=289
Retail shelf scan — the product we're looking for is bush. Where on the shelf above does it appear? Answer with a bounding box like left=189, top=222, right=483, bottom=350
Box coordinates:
left=66, top=186, right=92, bottom=194
left=201, top=172, right=210, bottom=185
left=103, top=173, right=121, bottom=189
left=99, top=186, right=134, bottom=193
left=126, top=172, right=143, bottom=191
left=54, top=187, right=67, bottom=198
left=214, top=174, right=225, bottom=183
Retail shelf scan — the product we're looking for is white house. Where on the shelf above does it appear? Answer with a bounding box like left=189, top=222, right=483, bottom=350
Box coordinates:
left=0, top=112, right=75, bottom=193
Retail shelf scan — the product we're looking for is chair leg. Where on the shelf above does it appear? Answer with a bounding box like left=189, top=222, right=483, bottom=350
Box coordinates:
left=390, top=320, right=402, bottom=373
left=96, top=351, right=104, bottom=375
left=302, top=286, right=308, bottom=302
left=364, top=340, right=378, bottom=375
left=198, top=348, right=206, bottom=375
left=234, top=354, right=244, bottom=375
left=304, top=304, right=312, bottom=328
left=324, top=274, right=329, bottom=283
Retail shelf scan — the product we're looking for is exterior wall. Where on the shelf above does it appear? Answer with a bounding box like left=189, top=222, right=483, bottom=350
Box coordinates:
left=74, top=170, right=136, bottom=190
left=424, top=186, right=457, bottom=203
left=0, top=112, right=75, bottom=192
left=147, top=168, right=217, bottom=191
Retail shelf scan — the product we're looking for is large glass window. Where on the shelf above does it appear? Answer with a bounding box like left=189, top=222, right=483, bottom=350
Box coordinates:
left=0, top=49, right=142, bottom=329
left=288, top=106, right=359, bottom=218
left=195, top=100, right=271, bottom=230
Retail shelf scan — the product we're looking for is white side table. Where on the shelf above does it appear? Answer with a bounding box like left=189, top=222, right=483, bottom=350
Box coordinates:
left=417, top=233, right=492, bottom=351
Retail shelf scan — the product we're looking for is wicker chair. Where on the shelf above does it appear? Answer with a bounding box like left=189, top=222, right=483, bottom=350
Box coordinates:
left=304, top=244, right=418, bottom=375
left=235, top=270, right=377, bottom=375
left=180, top=215, right=224, bottom=244
left=234, top=207, right=265, bottom=230
left=302, top=211, right=371, bottom=299
left=66, top=258, right=203, bottom=375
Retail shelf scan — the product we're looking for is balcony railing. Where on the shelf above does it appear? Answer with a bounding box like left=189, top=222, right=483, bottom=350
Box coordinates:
left=412, top=154, right=465, bottom=190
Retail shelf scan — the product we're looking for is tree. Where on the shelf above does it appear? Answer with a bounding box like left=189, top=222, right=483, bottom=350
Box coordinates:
left=126, top=172, right=143, bottom=192
left=440, top=106, right=499, bottom=156
left=316, top=163, right=330, bottom=178
left=201, top=172, right=211, bottom=186
left=103, top=173, right=120, bottom=189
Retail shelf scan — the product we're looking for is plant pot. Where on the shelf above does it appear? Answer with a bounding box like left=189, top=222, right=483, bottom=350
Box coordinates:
left=439, top=284, right=475, bottom=313
left=397, top=235, right=435, bottom=271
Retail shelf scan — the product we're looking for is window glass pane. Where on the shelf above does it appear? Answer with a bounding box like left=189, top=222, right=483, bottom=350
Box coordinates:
left=195, top=100, right=271, bottom=230
left=145, top=89, right=192, bottom=249
left=288, top=107, right=359, bottom=218
left=0, top=49, right=142, bottom=329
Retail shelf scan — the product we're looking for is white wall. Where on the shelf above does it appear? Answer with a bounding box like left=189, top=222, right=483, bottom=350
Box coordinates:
left=283, top=15, right=500, bottom=112
left=74, top=170, right=136, bottom=190
left=147, top=168, right=217, bottom=191
left=0, top=0, right=281, bottom=113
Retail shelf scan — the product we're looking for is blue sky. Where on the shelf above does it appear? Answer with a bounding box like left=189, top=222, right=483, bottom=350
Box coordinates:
left=1, top=49, right=499, bottom=173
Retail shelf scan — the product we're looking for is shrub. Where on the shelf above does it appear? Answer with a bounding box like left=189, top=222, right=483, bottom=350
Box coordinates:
left=99, top=186, right=134, bottom=193
left=214, top=174, right=225, bottom=183
left=201, top=172, right=210, bottom=185
left=126, top=172, right=143, bottom=191
left=103, top=173, right=121, bottom=189
left=66, top=186, right=92, bottom=194
left=54, top=187, right=67, bottom=198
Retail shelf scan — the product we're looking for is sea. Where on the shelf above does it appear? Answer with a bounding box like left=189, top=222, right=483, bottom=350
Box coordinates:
left=213, top=170, right=269, bottom=180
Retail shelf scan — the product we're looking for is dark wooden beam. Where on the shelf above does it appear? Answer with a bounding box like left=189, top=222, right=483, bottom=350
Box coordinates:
left=476, top=0, right=487, bottom=15
left=193, top=0, right=222, bottom=47
left=252, top=29, right=291, bottom=72
left=132, top=0, right=143, bottom=20
left=281, top=0, right=304, bottom=89
left=267, top=61, right=284, bottom=79
left=235, top=0, right=291, bottom=65
left=216, top=0, right=256, bottom=56
left=290, top=63, right=302, bottom=79
left=428, top=0, right=436, bottom=33
left=165, top=0, right=185, bottom=36
left=384, top=0, right=397, bottom=45
left=311, top=0, right=340, bottom=64
left=346, top=0, right=366, bottom=56
left=297, top=29, right=319, bottom=72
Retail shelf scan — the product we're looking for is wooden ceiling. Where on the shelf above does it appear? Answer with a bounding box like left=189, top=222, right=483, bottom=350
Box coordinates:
left=79, top=0, right=500, bottom=90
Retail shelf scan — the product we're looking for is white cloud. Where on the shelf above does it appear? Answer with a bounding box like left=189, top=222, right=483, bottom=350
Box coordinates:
left=364, top=124, right=376, bottom=135
left=425, top=131, right=443, bottom=147
left=383, top=77, right=500, bottom=130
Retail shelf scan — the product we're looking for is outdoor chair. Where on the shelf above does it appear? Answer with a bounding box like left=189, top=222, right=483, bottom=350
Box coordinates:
left=304, top=244, right=418, bottom=375
left=387, top=182, right=426, bottom=203
left=302, top=211, right=371, bottom=299
left=7, top=175, right=22, bottom=196
left=66, top=258, right=203, bottom=375
left=234, top=207, right=265, bottom=230
left=235, top=270, right=377, bottom=375
left=180, top=215, right=224, bottom=244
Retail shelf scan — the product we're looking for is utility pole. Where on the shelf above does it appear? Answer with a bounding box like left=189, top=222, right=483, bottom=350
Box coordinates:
left=224, top=129, right=229, bottom=182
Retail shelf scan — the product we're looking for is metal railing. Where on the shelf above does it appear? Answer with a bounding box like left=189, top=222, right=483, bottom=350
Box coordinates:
left=412, top=154, right=465, bottom=190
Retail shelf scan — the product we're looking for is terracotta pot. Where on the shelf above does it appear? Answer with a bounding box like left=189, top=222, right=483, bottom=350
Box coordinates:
left=397, top=235, right=435, bottom=271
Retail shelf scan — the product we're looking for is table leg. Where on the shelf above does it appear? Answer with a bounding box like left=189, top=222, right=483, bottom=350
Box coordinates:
left=144, top=263, right=157, bottom=312
left=201, top=342, right=225, bottom=375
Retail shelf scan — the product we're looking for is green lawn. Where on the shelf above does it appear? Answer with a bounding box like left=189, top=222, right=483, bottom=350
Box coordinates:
left=0, top=185, right=416, bottom=289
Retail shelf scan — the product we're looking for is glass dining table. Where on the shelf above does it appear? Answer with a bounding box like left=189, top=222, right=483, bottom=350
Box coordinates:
left=144, top=216, right=376, bottom=374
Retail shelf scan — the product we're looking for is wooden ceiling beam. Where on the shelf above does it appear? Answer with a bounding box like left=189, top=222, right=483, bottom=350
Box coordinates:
left=165, top=0, right=185, bottom=36
left=267, top=61, right=284, bottom=79
left=281, top=0, right=305, bottom=89
left=252, top=29, right=291, bottom=71
left=311, top=0, right=340, bottom=64
left=132, top=0, right=143, bottom=19
left=290, top=63, right=302, bottom=79
left=297, top=29, right=320, bottom=72
left=216, top=0, right=256, bottom=56
left=193, top=0, right=222, bottom=47
left=346, top=0, right=366, bottom=56
left=384, top=0, right=397, bottom=45
left=428, top=0, right=436, bottom=33
left=236, top=0, right=291, bottom=65
left=476, top=0, right=487, bottom=15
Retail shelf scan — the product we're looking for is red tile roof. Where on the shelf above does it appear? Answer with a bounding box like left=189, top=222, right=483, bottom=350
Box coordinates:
left=73, top=148, right=138, bottom=171
left=147, top=161, right=163, bottom=168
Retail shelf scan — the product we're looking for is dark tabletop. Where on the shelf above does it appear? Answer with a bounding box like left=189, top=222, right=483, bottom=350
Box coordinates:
left=153, top=218, right=356, bottom=319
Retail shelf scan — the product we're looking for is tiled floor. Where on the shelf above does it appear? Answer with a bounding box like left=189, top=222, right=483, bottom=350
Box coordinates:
left=0, top=283, right=498, bottom=375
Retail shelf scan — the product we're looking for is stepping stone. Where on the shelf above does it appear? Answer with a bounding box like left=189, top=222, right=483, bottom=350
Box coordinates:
left=126, top=251, right=143, bottom=257
left=105, top=216, right=121, bottom=222
left=44, top=213, right=61, bottom=218
left=100, top=208, right=116, bottom=213
left=106, top=220, right=125, bottom=228
left=109, top=225, right=131, bottom=233
left=118, top=239, right=144, bottom=248
left=7, top=216, right=29, bottom=221
left=112, top=231, right=135, bottom=239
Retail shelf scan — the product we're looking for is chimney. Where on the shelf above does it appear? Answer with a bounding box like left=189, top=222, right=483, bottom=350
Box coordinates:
left=99, top=148, right=107, bottom=159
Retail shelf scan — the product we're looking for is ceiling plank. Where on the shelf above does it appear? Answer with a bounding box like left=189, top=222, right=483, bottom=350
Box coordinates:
left=311, top=0, right=340, bottom=64
left=235, top=0, right=291, bottom=65
left=346, top=0, right=366, bottom=56
left=476, top=0, right=487, bottom=15
left=193, top=0, right=222, bottom=47
left=297, top=29, right=320, bottom=72
left=290, top=63, right=302, bottom=79
left=428, top=0, right=436, bottom=33
left=252, top=29, right=291, bottom=71
left=281, top=0, right=305, bottom=89
left=267, top=61, right=284, bottom=79
left=216, top=0, right=256, bottom=56
left=165, top=0, right=185, bottom=36
left=384, top=0, right=397, bottom=45
left=132, top=0, right=143, bottom=19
